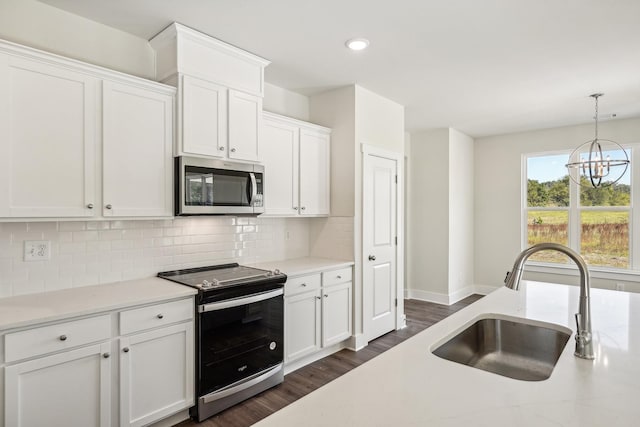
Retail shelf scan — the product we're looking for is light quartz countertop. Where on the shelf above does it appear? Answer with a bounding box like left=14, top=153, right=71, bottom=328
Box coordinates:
left=255, top=281, right=640, bottom=427
left=249, top=257, right=354, bottom=277
left=0, top=277, right=197, bottom=331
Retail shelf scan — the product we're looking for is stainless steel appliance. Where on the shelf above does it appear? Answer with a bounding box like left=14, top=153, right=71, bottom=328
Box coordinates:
left=175, top=156, right=265, bottom=216
left=158, top=263, right=286, bottom=422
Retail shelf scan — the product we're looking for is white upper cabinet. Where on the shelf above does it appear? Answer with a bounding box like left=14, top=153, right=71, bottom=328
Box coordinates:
left=150, top=23, right=269, bottom=162
left=102, top=81, right=174, bottom=217
left=299, top=128, right=330, bottom=216
left=0, top=40, right=176, bottom=220
left=181, top=75, right=227, bottom=156
left=228, top=89, right=261, bottom=161
left=261, top=115, right=299, bottom=215
left=261, top=112, right=330, bottom=217
left=0, top=54, right=98, bottom=218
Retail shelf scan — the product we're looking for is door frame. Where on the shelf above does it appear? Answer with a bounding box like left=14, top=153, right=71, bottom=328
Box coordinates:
left=361, top=143, right=406, bottom=337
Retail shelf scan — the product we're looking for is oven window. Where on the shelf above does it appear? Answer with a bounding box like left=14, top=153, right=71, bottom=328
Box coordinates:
left=198, top=295, right=283, bottom=396
left=185, top=166, right=251, bottom=206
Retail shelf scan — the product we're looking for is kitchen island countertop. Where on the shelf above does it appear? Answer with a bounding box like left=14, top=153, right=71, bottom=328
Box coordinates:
left=255, top=281, right=640, bottom=426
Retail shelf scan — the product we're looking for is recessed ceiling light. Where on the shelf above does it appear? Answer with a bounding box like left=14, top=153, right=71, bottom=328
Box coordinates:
left=345, top=38, right=369, bottom=51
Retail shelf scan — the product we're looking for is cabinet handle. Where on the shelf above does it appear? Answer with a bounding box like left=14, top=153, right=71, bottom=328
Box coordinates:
left=103, top=352, right=110, bottom=359
left=105, top=204, right=113, bottom=210
left=86, top=204, right=94, bottom=209
left=219, top=146, right=225, bottom=151
left=123, top=347, right=130, bottom=353
left=230, top=148, right=237, bottom=152
left=59, top=335, right=67, bottom=341
left=157, top=314, right=164, bottom=319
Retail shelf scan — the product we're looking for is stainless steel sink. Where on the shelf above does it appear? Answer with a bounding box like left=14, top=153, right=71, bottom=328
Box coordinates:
left=432, top=317, right=571, bottom=381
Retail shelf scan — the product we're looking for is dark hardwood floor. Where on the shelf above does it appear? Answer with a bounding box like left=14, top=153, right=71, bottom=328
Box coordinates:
left=176, top=295, right=483, bottom=427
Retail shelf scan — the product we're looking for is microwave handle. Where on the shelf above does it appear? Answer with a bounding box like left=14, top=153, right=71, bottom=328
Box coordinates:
left=249, top=172, right=258, bottom=205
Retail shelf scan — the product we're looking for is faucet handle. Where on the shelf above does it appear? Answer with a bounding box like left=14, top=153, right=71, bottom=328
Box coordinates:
left=574, top=313, right=582, bottom=332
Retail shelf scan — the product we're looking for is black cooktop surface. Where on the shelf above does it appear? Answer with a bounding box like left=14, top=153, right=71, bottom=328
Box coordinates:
left=158, top=263, right=285, bottom=291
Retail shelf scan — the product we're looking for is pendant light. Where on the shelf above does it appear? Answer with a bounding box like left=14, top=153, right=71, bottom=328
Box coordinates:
left=565, top=93, right=630, bottom=188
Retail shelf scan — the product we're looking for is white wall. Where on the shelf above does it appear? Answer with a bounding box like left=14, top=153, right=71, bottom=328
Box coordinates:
left=406, top=130, right=450, bottom=297
left=355, top=86, right=405, bottom=153
left=263, top=83, right=310, bottom=121
left=474, top=117, right=640, bottom=293
left=0, top=217, right=310, bottom=297
left=448, top=129, right=475, bottom=296
left=310, top=86, right=357, bottom=217
left=0, top=0, right=155, bottom=79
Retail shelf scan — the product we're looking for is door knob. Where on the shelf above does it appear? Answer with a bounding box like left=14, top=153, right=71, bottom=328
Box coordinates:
left=368, top=255, right=376, bottom=261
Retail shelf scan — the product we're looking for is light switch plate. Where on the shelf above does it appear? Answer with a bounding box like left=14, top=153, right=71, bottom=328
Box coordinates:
left=24, top=240, right=51, bottom=261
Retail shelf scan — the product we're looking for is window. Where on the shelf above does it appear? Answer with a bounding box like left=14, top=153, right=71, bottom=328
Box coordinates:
left=525, top=150, right=632, bottom=270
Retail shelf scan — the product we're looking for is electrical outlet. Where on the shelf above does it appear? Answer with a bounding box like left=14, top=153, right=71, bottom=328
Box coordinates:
left=24, top=240, right=51, bottom=262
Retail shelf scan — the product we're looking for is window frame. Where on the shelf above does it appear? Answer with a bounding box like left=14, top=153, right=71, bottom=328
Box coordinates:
left=522, top=146, right=640, bottom=276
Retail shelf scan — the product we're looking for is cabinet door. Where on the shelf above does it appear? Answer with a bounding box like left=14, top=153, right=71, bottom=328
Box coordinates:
left=182, top=75, right=227, bottom=157
left=4, top=342, right=111, bottom=427
left=299, top=128, right=330, bottom=216
left=322, top=282, right=352, bottom=347
left=102, top=81, right=174, bottom=217
left=119, top=322, right=194, bottom=427
left=261, top=116, right=299, bottom=215
left=228, top=89, right=261, bottom=162
left=0, top=55, right=98, bottom=218
left=285, top=290, right=321, bottom=363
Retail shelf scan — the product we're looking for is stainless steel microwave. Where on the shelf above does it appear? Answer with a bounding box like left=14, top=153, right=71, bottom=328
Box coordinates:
left=175, top=156, right=264, bottom=216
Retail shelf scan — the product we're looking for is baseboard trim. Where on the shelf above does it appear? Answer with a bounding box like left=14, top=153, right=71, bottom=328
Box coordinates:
left=345, top=333, right=368, bottom=351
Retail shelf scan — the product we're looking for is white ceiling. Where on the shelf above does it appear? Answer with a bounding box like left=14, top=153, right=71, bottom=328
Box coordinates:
left=38, top=0, right=640, bottom=137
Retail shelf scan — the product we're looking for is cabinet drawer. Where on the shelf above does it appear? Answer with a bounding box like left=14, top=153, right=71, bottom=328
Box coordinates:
left=120, top=298, right=193, bottom=335
left=5, top=315, right=111, bottom=363
left=285, top=274, right=321, bottom=296
left=322, top=267, right=353, bottom=287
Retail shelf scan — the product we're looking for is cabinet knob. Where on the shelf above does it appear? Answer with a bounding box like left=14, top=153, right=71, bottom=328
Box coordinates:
left=293, top=207, right=298, bottom=210
left=337, top=275, right=342, bottom=279
left=105, top=204, right=113, bottom=210
left=86, top=204, right=94, bottom=209
left=103, top=352, right=110, bottom=359
left=324, top=294, right=329, bottom=298
left=368, top=255, right=376, bottom=261
left=230, top=148, right=237, bottom=152
left=59, top=335, right=67, bottom=341
left=219, top=146, right=225, bottom=151
left=157, top=314, right=164, bottom=319
left=301, top=206, right=306, bottom=210
left=316, top=296, right=321, bottom=300
left=301, top=283, right=307, bottom=287
left=123, top=347, right=130, bottom=353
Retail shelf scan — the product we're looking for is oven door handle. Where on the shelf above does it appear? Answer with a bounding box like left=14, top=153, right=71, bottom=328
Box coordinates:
left=201, top=363, right=283, bottom=404
left=199, top=288, right=283, bottom=313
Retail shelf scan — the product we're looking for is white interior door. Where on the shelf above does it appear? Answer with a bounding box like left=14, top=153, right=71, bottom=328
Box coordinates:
left=363, top=152, right=398, bottom=341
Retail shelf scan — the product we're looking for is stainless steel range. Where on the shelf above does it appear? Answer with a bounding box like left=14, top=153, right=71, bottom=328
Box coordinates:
left=158, top=263, right=286, bottom=422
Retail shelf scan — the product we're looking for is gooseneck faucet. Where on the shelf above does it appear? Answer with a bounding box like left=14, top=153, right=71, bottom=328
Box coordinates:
left=504, top=243, right=594, bottom=360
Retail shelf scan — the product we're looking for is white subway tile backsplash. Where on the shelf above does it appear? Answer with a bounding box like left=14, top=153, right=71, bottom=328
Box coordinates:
left=0, top=217, right=314, bottom=297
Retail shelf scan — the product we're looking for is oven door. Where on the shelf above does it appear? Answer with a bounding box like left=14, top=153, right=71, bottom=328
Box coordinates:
left=177, top=156, right=264, bottom=215
left=197, top=288, right=284, bottom=398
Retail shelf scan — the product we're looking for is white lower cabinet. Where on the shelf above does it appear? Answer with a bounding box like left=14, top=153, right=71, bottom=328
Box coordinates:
left=284, top=267, right=353, bottom=367
left=5, top=342, right=112, bottom=427
left=120, top=322, right=194, bottom=427
left=1, top=297, right=194, bottom=427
